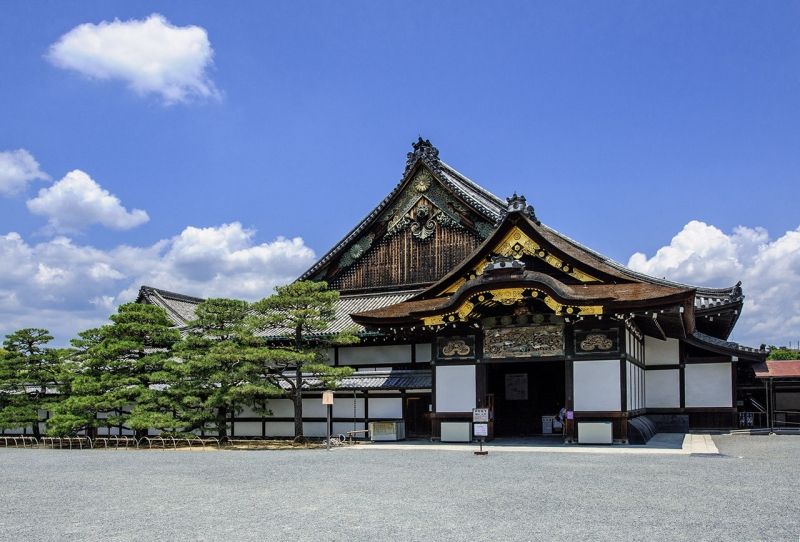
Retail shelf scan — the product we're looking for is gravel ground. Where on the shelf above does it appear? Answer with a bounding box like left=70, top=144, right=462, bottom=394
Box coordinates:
left=0, top=434, right=798, bottom=541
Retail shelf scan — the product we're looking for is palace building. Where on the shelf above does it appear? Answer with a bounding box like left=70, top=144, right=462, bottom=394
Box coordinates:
left=138, top=139, right=769, bottom=443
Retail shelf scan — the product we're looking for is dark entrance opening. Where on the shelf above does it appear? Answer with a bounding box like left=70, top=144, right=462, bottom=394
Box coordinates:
left=404, top=394, right=432, bottom=438
left=487, top=361, right=565, bottom=436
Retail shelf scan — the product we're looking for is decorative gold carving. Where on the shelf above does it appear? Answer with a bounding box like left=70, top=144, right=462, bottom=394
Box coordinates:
left=423, top=314, right=445, bottom=326
left=442, top=339, right=472, bottom=357
left=494, top=226, right=600, bottom=283
left=484, top=325, right=565, bottom=358
left=413, top=170, right=432, bottom=192
left=490, top=288, right=526, bottom=305
left=419, top=287, right=603, bottom=326
left=456, top=300, right=475, bottom=320
left=580, top=333, right=614, bottom=351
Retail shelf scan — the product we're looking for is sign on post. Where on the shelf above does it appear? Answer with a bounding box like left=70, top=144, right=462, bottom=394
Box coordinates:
left=472, top=408, right=489, bottom=423
left=322, top=390, right=334, bottom=405
left=472, top=408, right=490, bottom=456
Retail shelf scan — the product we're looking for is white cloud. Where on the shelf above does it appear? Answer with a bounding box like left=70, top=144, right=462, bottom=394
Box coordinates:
left=0, top=224, right=316, bottom=345
left=0, top=149, right=50, bottom=195
left=26, top=169, right=149, bottom=233
left=628, top=220, right=800, bottom=347
left=47, top=14, right=218, bottom=104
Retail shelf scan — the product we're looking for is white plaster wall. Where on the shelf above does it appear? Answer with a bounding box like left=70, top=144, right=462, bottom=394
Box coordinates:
left=435, top=365, right=476, bottom=413
left=233, top=421, right=262, bottom=437
left=266, top=399, right=295, bottom=418
left=238, top=405, right=262, bottom=417
left=338, top=345, right=412, bottom=365
left=415, top=343, right=433, bottom=363
left=644, top=337, right=680, bottom=365
left=645, top=369, right=680, bottom=408
left=368, top=397, right=403, bottom=419
left=332, top=397, right=365, bottom=418
left=302, top=398, right=326, bottom=418
left=626, top=361, right=633, bottom=411
left=264, top=421, right=295, bottom=437
left=685, top=363, right=732, bottom=407
left=573, top=359, right=621, bottom=412
left=626, top=330, right=632, bottom=358
left=636, top=366, right=643, bottom=409
left=303, top=422, right=327, bottom=437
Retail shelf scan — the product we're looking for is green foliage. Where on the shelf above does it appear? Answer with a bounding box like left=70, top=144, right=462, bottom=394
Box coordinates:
left=249, top=281, right=356, bottom=438
left=47, top=303, right=180, bottom=436
left=768, top=347, right=799, bottom=360
left=5, top=281, right=357, bottom=440
left=0, top=329, right=64, bottom=437
left=168, top=298, right=283, bottom=438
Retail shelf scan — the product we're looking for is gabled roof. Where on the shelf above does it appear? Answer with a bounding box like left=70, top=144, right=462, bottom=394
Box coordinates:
left=351, top=197, right=750, bottom=339
left=136, top=286, right=205, bottom=328
left=298, top=138, right=506, bottom=283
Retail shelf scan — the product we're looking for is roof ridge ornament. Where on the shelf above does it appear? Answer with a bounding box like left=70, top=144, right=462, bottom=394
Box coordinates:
left=504, top=193, right=539, bottom=224
left=485, top=254, right=525, bottom=276
left=405, top=137, right=441, bottom=173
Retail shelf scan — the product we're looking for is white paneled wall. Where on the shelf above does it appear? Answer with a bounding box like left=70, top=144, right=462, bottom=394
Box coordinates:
left=435, top=365, right=476, bottom=413
left=368, top=397, right=403, bottom=419
left=573, top=359, right=621, bottom=411
left=338, top=345, right=412, bottom=365
left=685, top=363, right=732, bottom=407
left=646, top=370, right=680, bottom=408
left=644, top=337, right=680, bottom=365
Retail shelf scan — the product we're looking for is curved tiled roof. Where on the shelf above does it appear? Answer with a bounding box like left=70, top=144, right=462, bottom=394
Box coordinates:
left=352, top=271, right=693, bottom=324
left=281, top=369, right=431, bottom=390
left=686, top=331, right=766, bottom=361
left=136, top=285, right=417, bottom=336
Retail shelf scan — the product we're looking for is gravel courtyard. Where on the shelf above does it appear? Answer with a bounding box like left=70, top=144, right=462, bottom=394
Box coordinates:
left=1, top=435, right=798, bottom=541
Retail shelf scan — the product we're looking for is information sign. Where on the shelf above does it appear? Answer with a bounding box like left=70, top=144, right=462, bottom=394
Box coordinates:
left=322, top=390, right=334, bottom=405
left=474, top=423, right=489, bottom=437
left=472, top=408, right=490, bottom=423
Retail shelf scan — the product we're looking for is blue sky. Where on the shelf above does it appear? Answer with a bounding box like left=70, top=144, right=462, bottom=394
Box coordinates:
left=1, top=2, right=799, bottom=346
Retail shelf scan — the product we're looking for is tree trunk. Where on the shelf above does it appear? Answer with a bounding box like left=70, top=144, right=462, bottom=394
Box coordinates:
left=217, top=407, right=228, bottom=440
left=293, top=380, right=303, bottom=439
left=31, top=418, right=41, bottom=439
left=294, top=324, right=304, bottom=439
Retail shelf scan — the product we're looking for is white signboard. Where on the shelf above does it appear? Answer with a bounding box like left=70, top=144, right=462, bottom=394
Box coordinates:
left=474, top=423, right=488, bottom=437
left=472, top=408, right=490, bottom=423
left=322, top=390, right=334, bottom=405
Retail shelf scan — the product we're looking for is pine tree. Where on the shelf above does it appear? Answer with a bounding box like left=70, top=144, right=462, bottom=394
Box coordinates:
left=0, top=329, right=62, bottom=438
left=249, top=281, right=356, bottom=441
left=47, top=304, right=179, bottom=437
left=169, top=298, right=282, bottom=439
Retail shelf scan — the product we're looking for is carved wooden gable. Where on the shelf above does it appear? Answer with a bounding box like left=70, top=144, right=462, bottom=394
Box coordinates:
left=432, top=223, right=605, bottom=297
left=327, top=167, right=495, bottom=292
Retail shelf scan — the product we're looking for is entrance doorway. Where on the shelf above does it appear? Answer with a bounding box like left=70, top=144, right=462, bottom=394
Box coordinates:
left=404, top=394, right=432, bottom=438
left=487, top=361, right=565, bottom=436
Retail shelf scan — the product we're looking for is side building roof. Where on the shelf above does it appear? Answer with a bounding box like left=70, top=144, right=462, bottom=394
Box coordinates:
left=136, top=285, right=417, bottom=336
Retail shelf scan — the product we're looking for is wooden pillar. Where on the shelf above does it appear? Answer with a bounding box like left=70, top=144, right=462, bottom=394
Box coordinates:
left=475, top=363, right=487, bottom=408
left=564, top=359, right=575, bottom=443
left=620, top=359, right=628, bottom=412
